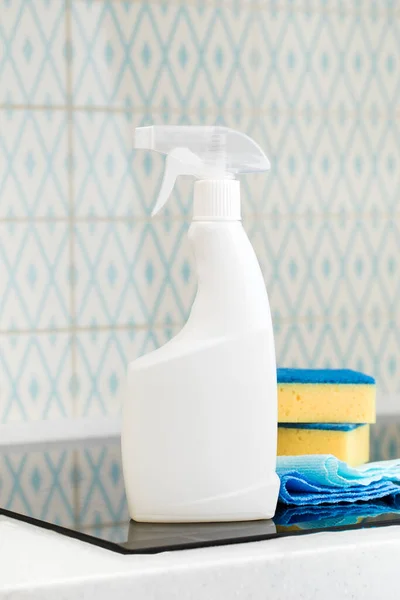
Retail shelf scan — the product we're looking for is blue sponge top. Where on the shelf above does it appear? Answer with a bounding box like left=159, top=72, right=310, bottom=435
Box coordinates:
left=277, top=368, right=375, bottom=385
left=278, top=423, right=366, bottom=432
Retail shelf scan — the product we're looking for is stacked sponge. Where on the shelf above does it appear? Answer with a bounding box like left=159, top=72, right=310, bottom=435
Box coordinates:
left=277, top=369, right=376, bottom=467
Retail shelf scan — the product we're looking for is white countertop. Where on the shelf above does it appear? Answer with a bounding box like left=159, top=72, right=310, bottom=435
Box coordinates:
left=1, top=514, right=400, bottom=600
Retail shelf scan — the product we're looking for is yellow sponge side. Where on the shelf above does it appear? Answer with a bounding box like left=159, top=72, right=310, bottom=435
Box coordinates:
left=277, top=424, right=370, bottom=467
left=278, top=383, right=376, bottom=423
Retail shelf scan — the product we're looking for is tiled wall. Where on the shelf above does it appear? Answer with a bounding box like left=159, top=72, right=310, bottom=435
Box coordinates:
left=1, top=0, right=399, bottom=423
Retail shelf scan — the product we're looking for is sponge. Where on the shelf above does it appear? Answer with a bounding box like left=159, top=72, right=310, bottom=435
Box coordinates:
left=277, top=368, right=376, bottom=424
left=277, top=423, right=370, bottom=467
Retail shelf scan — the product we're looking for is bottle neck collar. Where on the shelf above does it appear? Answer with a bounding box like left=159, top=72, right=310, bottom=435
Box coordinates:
left=193, top=179, right=241, bottom=221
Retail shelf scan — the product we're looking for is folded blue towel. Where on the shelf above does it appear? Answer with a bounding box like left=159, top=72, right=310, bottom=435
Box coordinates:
left=277, top=455, right=400, bottom=505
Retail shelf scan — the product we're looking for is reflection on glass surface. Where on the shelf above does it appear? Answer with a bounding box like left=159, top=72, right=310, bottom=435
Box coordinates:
left=0, top=420, right=399, bottom=553
left=124, top=519, right=277, bottom=552
left=274, top=499, right=400, bottom=531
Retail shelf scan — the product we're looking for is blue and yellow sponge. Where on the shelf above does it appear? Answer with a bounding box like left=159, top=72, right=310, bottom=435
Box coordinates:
left=277, top=368, right=376, bottom=466
left=277, top=368, right=376, bottom=424
left=277, top=423, right=370, bottom=467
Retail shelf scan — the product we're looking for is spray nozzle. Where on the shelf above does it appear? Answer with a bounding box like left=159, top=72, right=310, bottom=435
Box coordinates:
left=134, top=126, right=270, bottom=216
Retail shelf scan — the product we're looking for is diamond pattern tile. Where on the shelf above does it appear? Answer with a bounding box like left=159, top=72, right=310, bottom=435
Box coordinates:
left=76, top=443, right=127, bottom=527
left=0, top=447, right=75, bottom=526
left=0, top=332, right=73, bottom=422
left=0, top=221, right=71, bottom=331
left=247, top=215, right=353, bottom=319
left=0, top=0, right=67, bottom=105
left=73, top=110, right=139, bottom=219
left=74, top=219, right=194, bottom=328
left=74, top=220, right=144, bottom=328
left=71, top=1, right=261, bottom=110
left=0, top=109, right=69, bottom=218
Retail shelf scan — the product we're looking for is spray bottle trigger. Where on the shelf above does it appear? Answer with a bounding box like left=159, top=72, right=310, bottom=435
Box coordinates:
left=151, top=148, right=203, bottom=216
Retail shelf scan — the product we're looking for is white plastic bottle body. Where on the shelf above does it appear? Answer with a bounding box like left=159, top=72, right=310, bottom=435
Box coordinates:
left=122, top=221, right=280, bottom=522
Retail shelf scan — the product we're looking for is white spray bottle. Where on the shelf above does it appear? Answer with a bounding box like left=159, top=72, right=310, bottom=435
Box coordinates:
left=122, top=126, right=279, bottom=523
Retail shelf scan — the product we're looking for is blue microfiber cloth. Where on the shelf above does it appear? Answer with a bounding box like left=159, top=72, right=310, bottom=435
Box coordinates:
left=277, top=454, right=400, bottom=506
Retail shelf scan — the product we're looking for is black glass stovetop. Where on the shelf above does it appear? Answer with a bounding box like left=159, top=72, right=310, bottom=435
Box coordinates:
left=1, top=419, right=399, bottom=554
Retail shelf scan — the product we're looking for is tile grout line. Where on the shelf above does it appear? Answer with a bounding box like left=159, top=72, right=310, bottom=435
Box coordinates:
left=65, top=0, right=77, bottom=418
left=0, top=323, right=174, bottom=336
left=79, top=0, right=400, bottom=18
left=0, top=104, right=399, bottom=121
left=65, top=0, right=80, bottom=528
left=0, top=310, right=397, bottom=337
left=2, top=211, right=400, bottom=224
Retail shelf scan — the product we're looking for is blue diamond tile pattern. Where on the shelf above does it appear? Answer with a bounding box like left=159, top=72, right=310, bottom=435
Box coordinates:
left=1, top=1, right=400, bottom=422
left=71, top=2, right=263, bottom=110
left=0, top=0, right=67, bottom=105
left=74, top=220, right=194, bottom=329
left=76, top=443, right=127, bottom=527
left=0, top=332, right=73, bottom=422
left=0, top=109, right=69, bottom=218
left=0, top=447, right=75, bottom=526
left=0, top=221, right=71, bottom=331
